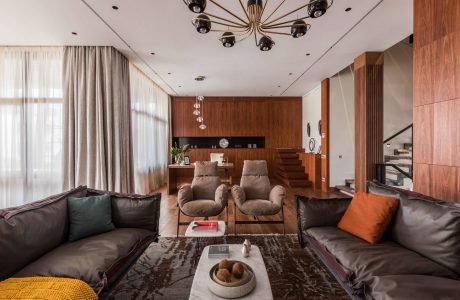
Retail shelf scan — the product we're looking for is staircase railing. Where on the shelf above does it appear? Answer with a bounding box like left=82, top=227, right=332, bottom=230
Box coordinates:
left=376, top=124, right=413, bottom=189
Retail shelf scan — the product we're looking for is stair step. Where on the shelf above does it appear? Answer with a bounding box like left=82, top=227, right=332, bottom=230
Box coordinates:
left=394, top=149, right=412, bottom=154
left=345, top=179, right=355, bottom=185
left=278, top=165, right=304, bottom=172
left=403, top=143, right=413, bottom=150
left=276, top=158, right=301, bottom=165
left=382, top=162, right=412, bottom=168
left=276, top=148, right=305, bottom=153
left=385, top=155, right=412, bottom=160
left=289, top=180, right=312, bottom=187
left=336, top=185, right=355, bottom=196
left=278, top=153, right=299, bottom=159
left=277, top=171, right=308, bottom=180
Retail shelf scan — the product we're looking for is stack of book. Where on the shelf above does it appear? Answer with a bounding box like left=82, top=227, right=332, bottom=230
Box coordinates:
left=192, top=221, right=218, bottom=231
left=208, top=245, right=229, bottom=258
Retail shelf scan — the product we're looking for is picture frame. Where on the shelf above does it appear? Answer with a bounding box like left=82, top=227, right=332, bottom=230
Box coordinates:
left=184, top=155, right=190, bottom=165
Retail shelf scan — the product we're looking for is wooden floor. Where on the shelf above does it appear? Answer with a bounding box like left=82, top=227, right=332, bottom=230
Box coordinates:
left=156, top=181, right=348, bottom=237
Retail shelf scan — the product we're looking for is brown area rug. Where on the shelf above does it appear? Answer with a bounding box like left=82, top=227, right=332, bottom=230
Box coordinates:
left=105, top=235, right=350, bottom=300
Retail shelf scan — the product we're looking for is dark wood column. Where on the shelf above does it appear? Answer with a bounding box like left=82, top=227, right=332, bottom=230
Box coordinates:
left=354, top=52, right=384, bottom=192
left=321, top=79, right=330, bottom=191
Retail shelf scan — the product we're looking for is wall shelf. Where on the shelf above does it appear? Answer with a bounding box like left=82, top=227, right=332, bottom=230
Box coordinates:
left=173, top=136, right=265, bottom=149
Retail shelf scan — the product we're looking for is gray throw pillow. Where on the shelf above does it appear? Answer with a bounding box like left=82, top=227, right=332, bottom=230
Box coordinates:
left=68, top=194, right=115, bottom=242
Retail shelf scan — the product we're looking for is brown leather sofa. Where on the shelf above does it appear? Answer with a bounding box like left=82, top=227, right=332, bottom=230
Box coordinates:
left=296, top=181, right=460, bottom=300
left=0, top=186, right=161, bottom=296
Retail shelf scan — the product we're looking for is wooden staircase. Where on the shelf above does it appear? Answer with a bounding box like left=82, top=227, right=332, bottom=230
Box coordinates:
left=276, top=148, right=311, bottom=188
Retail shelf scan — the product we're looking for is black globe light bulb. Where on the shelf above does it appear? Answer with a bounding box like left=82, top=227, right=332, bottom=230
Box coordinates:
left=193, top=14, right=211, bottom=34
left=291, top=20, right=308, bottom=38
left=187, top=0, right=206, bottom=13
left=221, top=32, right=236, bottom=48
left=308, top=0, right=328, bottom=18
left=247, top=0, right=263, bottom=7
left=259, top=36, right=274, bottom=51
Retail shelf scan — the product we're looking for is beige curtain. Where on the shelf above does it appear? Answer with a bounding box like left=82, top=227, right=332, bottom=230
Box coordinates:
left=129, top=64, right=170, bottom=194
left=63, top=46, right=134, bottom=193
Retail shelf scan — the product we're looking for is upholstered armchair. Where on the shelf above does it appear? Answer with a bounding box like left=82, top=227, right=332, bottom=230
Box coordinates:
left=176, top=161, right=228, bottom=236
left=231, top=160, right=286, bottom=235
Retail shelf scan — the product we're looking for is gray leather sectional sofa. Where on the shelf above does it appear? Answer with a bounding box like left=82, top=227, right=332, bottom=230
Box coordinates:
left=0, top=186, right=161, bottom=296
left=296, top=181, right=460, bottom=300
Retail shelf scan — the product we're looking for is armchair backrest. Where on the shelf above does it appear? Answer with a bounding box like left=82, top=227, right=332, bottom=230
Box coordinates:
left=240, top=160, right=271, bottom=200
left=191, top=161, right=221, bottom=200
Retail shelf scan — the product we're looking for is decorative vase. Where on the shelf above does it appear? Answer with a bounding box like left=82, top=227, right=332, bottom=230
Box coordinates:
left=242, top=239, right=251, bottom=257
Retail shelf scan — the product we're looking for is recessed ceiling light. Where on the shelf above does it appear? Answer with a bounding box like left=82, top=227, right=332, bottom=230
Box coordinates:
left=168, top=72, right=171, bottom=75
left=71, top=32, right=77, bottom=35
left=306, top=53, right=310, bottom=56
left=112, top=5, right=119, bottom=10
left=195, top=76, right=206, bottom=81
left=278, top=85, right=281, bottom=88
left=289, top=72, right=293, bottom=76
left=179, top=85, right=182, bottom=88
left=150, top=52, right=155, bottom=55
left=345, top=7, right=352, bottom=12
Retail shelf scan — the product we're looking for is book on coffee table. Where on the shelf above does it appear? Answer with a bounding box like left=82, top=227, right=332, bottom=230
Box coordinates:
left=208, top=245, right=229, bottom=258
left=192, top=221, right=218, bottom=231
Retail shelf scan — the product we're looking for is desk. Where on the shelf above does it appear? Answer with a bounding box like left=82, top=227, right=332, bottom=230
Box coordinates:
left=167, top=163, right=234, bottom=195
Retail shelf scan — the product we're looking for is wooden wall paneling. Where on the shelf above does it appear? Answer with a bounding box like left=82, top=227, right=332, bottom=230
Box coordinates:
left=321, top=79, right=330, bottom=192
left=354, top=52, right=384, bottom=192
left=171, top=96, right=302, bottom=182
left=413, top=0, right=460, bottom=201
left=299, top=153, right=321, bottom=189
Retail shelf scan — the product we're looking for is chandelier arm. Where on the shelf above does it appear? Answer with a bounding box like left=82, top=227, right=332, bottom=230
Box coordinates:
left=192, top=17, right=247, bottom=28
left=262, top=17, right=310, bottom=28
left=208, top=0, right=248, bottom=25
left=259, top=29, right=291, bottom=36
left=261, top=0, right=269, bottom=18
left=261, top=0, right=287, bottom=24
left=264, top=3, right=312, bottom=26
left=264, top=23, right=311, bottom=30
left=237, top=28, right=255, bottom=43
left=205, top=12, right=248, bottom=27
left=211, top=27, right=251, bottom=34
left=238, top=0, right=250, bottom=21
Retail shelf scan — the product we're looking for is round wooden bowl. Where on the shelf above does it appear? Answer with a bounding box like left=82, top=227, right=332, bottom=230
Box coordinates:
left=208, top=261, right=256, bottom=298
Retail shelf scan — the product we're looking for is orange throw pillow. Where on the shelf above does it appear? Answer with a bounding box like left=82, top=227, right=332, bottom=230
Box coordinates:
left=338, top=192, right=399, bottom=244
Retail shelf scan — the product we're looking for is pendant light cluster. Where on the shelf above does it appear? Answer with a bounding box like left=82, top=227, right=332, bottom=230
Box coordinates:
left=184, top=0, right=333, bottom=51
left=193, top=96, right=207, bottom=130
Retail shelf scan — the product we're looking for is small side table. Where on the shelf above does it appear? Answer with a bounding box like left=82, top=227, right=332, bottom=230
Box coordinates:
left=185, top=221, right=226, bottom=238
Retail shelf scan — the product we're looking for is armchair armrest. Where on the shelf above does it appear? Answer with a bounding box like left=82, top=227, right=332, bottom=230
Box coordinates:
left=87, top=188, right=161, bottom=234
left=269, top=185, right=286, bottom=208
left=178, top=184, right=193, bottom=208
left=231, top=185, right=246, bottom=207
left=296, top=195, right=351, bottom=247
left=215, top=184, right=228, bottom=208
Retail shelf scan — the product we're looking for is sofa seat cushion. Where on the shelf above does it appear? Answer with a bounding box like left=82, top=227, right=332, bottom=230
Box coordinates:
left=14, top=228, right=155, bottom=294
left=181, top=200, right=223, bottom=217
left=306, top=227, right=458, bottom=288
left=238, top=199, right=281, bottom=216
left=368, top=275, right=460, bottom=300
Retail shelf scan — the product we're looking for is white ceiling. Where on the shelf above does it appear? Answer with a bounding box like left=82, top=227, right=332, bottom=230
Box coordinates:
left=0, top=0, right=413, bottom=96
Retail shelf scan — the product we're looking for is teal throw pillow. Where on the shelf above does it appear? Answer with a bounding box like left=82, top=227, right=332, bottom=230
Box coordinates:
left=67, top=194, right=115, bottom=242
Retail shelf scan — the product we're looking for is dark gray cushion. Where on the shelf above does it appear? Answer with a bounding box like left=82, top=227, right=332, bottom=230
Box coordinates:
left=369, top=275, right=460, bottom=300
left=68, top=194, right=115, bottom=242
left=0, top=186, right=87, bottom=280
left=391, top=193, right=460, bottom=274
left=14, top=228, right=154, bottom=294
left=367, top=181, right=401, bottom=200
left=306, top=227, right=458, bottom=288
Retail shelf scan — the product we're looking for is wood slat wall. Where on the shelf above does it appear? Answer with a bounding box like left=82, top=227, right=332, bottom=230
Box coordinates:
left=354, top=52, right=384, bottom=192
left=171, top=96, right=302, bottom=179
left=413, top=0, right=460, bottom=201
left=321, top=79, right=330, bottom=191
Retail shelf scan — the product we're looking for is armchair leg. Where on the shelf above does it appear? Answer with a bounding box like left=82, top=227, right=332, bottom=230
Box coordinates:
left=176, top=206, right=180, bottom=238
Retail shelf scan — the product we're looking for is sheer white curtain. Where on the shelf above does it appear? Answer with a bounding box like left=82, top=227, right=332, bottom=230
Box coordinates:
left=129, top=64, right=170, bottom=194
left=0, top=47, right=63, bottom=209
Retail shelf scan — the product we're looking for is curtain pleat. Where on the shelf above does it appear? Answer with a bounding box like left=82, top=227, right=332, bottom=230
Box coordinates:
left=63, top=46, right=134, bottom=193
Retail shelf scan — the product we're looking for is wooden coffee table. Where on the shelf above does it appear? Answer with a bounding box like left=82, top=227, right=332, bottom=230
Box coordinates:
left=189, top=244, right=273, bottom=300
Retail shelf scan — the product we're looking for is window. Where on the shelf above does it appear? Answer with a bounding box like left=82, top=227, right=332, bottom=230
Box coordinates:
left=129, top=64, right=170, bottom=194
left=0, top=47, right=63, bottom=208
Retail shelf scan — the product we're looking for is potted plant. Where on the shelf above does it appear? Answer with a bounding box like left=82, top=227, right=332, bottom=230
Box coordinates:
left=170, top=143, right=182, bottom=164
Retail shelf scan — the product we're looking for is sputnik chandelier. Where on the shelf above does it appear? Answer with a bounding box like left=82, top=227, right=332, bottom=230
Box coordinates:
left=183, top=0, right=333, bottom=51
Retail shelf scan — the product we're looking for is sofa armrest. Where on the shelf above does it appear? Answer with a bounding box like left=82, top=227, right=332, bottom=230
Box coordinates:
left=296, top=195, right=351, bottom=247
left=178, top=184, right=193, bottom=208
left=87, top=189, right=161, bottom=234
left=215, top=184, right=228, bottom=208
left=269, top=185, right=286, bottom=208
left=231, top=185, right=246, bottom=207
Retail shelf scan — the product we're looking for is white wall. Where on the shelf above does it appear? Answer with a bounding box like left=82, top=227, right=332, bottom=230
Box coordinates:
left=302, top=85, right=322, bottom=153
left=329, top=66, right=355, bottom=187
